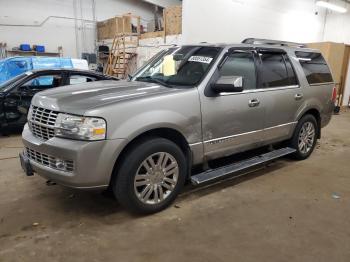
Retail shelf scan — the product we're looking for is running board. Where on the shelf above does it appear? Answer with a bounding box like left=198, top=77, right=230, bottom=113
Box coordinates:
left=191, top=147, right=296, bottom=185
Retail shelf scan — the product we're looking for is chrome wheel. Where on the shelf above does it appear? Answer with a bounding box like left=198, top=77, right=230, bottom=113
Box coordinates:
left=134, top=152, right=179, bottom=205
left=298, top=121, right=315, bottom=154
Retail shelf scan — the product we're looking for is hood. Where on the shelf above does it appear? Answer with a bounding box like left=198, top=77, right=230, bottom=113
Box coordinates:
left=32, top=80, right=183, bottom=115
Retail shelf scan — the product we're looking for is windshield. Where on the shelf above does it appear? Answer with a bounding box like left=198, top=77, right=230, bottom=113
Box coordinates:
left=132, top=46, right=222, bottom=87
left=0, top=73, right=28, bottom=92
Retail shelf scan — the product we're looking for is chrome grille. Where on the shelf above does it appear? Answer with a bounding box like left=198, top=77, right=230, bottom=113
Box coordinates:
left=25, top=147, right=74, bottom=172
left=29, top=106, right=58, bottom=140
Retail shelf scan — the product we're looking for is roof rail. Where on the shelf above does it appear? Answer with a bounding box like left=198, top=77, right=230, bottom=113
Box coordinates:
left=242, top=38, right=306, bottom=48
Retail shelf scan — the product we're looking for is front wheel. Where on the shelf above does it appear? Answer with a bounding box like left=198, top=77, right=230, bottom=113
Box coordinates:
left=113, top=137, right=187, bottom=214
left=290, top=114, right=318, bottom=160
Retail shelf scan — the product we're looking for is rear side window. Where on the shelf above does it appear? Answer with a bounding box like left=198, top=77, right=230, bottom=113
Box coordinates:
left=259, top=52, right=298, bottom=88
left=69, top=74, right=97, bottom=85
left=295, top=51, right=333, bottom=84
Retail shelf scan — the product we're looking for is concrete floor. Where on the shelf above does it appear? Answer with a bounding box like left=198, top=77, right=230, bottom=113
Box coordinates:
left=0, top=111, right=350, bottom=262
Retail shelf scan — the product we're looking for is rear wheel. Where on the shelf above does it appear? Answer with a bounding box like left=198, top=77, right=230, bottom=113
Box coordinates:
left=113, top=137, right=187, bottom=214
left=290, top=114, right=318, bottom=160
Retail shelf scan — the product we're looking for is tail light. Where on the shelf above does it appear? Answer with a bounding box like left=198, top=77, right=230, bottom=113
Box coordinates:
left=332, top=86, right=337, bottom=103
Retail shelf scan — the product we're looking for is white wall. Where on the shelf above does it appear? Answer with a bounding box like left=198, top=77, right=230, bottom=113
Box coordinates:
left=323, top=6, right=350, bottom=106
left=182, top=0, right=327, bottom=44
left=0, top=0, right=157, bottom=58
left=323, top=11, right=350, bottom=43
left=142, top=0, right=181, bottom=8
left=137, top=34, right=182, bottom=68
left=343, top=61, right=350, bottom=106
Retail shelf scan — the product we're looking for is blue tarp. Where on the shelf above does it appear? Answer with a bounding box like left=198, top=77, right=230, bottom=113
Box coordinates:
left=0, top=56, right=74, bottom=84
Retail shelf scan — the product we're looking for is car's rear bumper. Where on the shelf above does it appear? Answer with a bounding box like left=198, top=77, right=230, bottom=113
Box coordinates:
left=21, top=124, right=126, bottom=189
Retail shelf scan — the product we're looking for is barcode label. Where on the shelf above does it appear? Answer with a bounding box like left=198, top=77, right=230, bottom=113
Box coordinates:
left=188, top=56, right=213, bottom=64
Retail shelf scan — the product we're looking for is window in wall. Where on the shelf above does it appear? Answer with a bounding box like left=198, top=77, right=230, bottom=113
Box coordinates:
left=295, top=51, right=333, bottom=84
left=219, top=52, right=257, bottom=90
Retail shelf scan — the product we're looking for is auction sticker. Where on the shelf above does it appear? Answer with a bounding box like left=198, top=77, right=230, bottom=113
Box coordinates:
left=188, top=56, right=213, bottom=64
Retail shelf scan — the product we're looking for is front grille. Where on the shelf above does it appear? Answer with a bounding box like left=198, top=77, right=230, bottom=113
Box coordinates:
left=26, top=147, right=74, bottom=172
left=29, top=106, right=58, bottom=140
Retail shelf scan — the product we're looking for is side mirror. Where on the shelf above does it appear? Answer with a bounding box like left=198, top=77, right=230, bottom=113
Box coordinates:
left=211, top=76, right=244, bottom=93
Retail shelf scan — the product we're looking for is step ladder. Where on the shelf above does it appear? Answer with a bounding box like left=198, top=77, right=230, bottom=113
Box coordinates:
left=104, top=14, right=140, bottom=79
left=191, top=147, right=296, bottom=185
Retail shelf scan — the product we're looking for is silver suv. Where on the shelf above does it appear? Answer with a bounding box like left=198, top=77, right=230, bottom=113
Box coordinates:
left=20, top=39, right=336, bottom=214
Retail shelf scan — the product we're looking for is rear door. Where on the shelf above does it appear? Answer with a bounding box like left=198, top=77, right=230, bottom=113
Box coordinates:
left=256, top=49, right=302, bottom=143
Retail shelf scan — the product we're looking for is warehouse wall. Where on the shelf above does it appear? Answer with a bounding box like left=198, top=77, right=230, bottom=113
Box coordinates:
left=142, top=0, right=181, bottom=8
left=323, top=9, right=350, bottom=106
left=323, top=11, right=350, bottom=43
left=182, top=0, right=327, bottom=44
left=0, top=0, right=157, bottom=58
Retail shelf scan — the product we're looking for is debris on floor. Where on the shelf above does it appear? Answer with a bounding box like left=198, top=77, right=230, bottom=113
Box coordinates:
left=332, top=193, right=341, bottom=199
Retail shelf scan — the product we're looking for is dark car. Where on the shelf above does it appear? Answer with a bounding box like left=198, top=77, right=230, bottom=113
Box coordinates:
left=0, top=68, right=118, bottom=132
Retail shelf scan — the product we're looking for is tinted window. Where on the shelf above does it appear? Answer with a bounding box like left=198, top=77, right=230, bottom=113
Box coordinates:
left=69, top=75, right=97, bottom=85
left=295, top=51, right=333, bottom=84
left=219, top=52, right=256, bottom=90
left=21, top=74, right=62, bottom=90
left=284, top=55, right=298, bottom=86
left=259, top=52, right=292, bottom=88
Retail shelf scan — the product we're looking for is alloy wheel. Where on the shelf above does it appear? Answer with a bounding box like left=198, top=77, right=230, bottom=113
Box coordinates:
left=134, top=152, right=179, bottom=205
left=298, top=121, right=316, bottom=154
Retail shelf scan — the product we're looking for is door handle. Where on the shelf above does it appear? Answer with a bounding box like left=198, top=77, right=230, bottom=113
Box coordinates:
left=248, top=98, right=260, bottom=107
left=295, top=93, right=303, bottom=100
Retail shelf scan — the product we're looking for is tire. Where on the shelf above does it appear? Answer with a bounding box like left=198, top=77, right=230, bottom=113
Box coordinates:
left=290, top=114, right=318, bottom=160
left=113, top=137, right=187, bottom=214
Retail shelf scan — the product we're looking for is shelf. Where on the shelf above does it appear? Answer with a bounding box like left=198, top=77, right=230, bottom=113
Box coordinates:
left=6, top=50, right=61, bottom=57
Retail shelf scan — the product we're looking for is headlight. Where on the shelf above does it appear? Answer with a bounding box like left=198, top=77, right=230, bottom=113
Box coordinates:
left=54, top=113, right=106, bottom=141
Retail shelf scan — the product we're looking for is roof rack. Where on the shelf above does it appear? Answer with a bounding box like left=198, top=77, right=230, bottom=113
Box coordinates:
left=242, top=38, right=306, bottom=48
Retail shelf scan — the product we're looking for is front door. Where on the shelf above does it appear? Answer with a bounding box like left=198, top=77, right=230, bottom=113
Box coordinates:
left=200, top=49, right=265, bottom=160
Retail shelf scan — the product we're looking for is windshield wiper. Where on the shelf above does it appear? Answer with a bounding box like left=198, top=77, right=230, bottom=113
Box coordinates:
left=135, top=76, right=172, bottom=88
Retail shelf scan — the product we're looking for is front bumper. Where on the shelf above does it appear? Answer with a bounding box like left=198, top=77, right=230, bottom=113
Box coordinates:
left=21, top=124, right=126, bottom=189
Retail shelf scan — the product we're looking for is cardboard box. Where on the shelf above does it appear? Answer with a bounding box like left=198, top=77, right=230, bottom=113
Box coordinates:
left=164, top=5, right=182, bottom=36
left=97, top=16, right=132, bottom=40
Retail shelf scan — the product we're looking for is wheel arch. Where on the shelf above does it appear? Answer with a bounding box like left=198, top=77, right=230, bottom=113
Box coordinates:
left=110, top=127, right=192, bottom=185
left=298, top=108, right=321, bottom=139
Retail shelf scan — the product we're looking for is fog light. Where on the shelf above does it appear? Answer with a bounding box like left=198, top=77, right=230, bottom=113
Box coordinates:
left=55, top=159, right=67, bottom=171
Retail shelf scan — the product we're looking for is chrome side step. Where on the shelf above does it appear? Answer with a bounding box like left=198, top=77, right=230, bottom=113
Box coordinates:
left=191, top=147, right=296, bottom=185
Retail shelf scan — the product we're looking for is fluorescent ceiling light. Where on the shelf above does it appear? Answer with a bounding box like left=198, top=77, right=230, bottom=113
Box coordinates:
left=316, top=1, right=347, bottom=13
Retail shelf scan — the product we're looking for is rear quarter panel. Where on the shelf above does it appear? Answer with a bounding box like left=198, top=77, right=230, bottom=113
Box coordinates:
left=288, top=51, right=334, bottom=128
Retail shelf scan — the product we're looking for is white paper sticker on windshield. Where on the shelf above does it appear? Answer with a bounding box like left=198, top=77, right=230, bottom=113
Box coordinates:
left=188, top=56, right=213, bottom=64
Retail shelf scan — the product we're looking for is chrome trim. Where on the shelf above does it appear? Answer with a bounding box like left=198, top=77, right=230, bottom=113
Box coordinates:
left=220, top=85, right=300, bottom=96
left=205, top=129, right=262, bottom=145
left=309, top=82, right=334, bottom=86
left=25, top=147, right=74, bottom=172
left=264, top=121, right=297, bottom=131
left=189, top=142, right=203, bottom=147
left=203, top=122, right=297, bottom=145
left=29, top=106, right=59, bottom=141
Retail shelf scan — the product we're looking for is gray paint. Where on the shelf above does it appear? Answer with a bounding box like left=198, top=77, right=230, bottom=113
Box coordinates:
left=23, top=43, right=334, bottom=188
